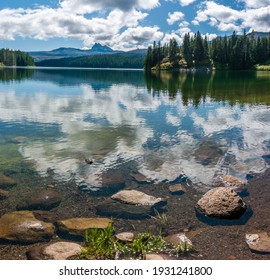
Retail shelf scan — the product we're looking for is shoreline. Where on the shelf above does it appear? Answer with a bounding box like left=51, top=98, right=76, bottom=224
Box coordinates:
left=1, top=167, right=270, bottom=260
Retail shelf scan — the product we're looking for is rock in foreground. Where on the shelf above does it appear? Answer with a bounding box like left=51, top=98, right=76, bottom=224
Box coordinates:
left=245, top=232, right=270, bottom=254
left=96, top=198, right=161, bottom=219
left=111, top=190, right=165, bottom=206
left=168, top=184, right=186, bottom=195
left=56, top=217, right=111, bottom=238
left=196, top=187, right=247, bottom=219
left=27, top=242, right=82, bottom=260
left=0, top=211, right=55, bottom=244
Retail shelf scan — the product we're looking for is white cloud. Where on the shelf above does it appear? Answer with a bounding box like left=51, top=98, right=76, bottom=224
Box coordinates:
left=178, top=27, right=191, bottom=35
left=113, top=26, right=163, bottom=50
left=0, top=6, right=156, bottom=50
left=179, top=0, right=196, bottom=6
left=60, top=0, right=160, bottom=14
left=161, top=33, right=183, bottom=45
left=193, top=1, right=270, bottom=33
left=203, top=33, right=218, bottom=41
left=194, top=1, right=243, bottom=24
left=167, top=11, right=185, bottom=25
left=239, top=0, right=270, bottom=8
left=242, top=6, right=270, bottom=32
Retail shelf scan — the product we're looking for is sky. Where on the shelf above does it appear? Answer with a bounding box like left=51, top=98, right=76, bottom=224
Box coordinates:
left=0, top=0, right=269, bottom=51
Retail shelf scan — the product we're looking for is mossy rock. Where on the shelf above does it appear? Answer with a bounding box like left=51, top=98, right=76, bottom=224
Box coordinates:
left=0, top=211, right=55, bottom=244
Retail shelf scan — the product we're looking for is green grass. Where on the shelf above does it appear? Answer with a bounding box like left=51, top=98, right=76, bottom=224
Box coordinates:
left=79, top=222, right=192, bottom=260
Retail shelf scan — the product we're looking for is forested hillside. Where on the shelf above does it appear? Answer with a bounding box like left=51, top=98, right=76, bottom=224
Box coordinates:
left=36, top=53, right=144, bottom=69
left=0, top=49, right=35, bottom=66
left=145, top=31, right=270, bottom=70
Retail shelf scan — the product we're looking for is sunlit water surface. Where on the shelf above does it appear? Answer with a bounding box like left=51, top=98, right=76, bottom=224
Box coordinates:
left=0, top=68, right=270, bottom=191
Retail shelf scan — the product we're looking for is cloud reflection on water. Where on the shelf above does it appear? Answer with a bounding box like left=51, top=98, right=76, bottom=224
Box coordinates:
left=0, top=69, right=269, bottom=189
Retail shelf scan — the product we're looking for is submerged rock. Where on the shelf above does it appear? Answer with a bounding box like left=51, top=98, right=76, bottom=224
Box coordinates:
left=245, top=232, right=270, bottom=254
left=79, top=172, right=126, bottom=194
left=97, top=190, right=166, bottom=219
left=56, top=217, right=111, bottom=238
left=0, top=211, right=55, bottom=244
left=168, top=184, right=186, bottom=195
left=196, top=187, right=247, bottom=219
left=0, top=189, right=9, bottom=199
left=96, top=198, right=164, bottom=219
left=16, top=189, right=62, bottom=211
left=194, top=138, right=224, bottom=165
left=111, top=190, right=165, bottom=206
left=164, top=233, right=193, bottom=248
left=130, top=173, right=153, bottom=184
left=27, top=242, right=82, bottom=260
left=0, top=173, right=17, bottom=189
left=212, top=175, right=247, bottom=193
left=32, top=210, right=59, bottom=223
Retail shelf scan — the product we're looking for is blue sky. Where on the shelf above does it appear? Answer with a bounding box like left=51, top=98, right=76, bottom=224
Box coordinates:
left=0, top=0, right=269, bottom=51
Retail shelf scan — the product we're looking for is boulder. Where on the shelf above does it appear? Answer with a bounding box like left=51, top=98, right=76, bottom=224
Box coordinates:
left=212, top=175, right=247, bottom=193
left=0, top=189, right=9, bottom=199
left=0, top=173, right=16, bottom=189
left=245, top=232, right=270, bottom=254
left=115, top=232, right=134, bottom=242
left=168, top=184, right=186, bottom=195
left=0, top=211, right=55, bottom=244
left=56, top=217, right=111, bottom=238
left=96, top=198, right=163, bottom=219
left=27, top=242, right=82, bottom=260
left=111, top=190, right=165, bottom=206
left=16, top=189, right=62, bottom=211
left=196, top=187, right=247, bottom=219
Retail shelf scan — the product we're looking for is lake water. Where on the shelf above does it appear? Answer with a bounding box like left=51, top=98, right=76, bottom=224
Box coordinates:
left=0, top=68, right=270, bottom=194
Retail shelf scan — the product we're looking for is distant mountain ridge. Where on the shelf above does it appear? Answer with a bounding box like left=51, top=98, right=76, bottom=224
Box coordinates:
left=29, top=43, right=147, bottom=62
left=247, top=31, right=269, bottom=39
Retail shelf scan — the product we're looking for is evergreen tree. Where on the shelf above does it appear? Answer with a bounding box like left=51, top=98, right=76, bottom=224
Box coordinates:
left=182, top=33, right=193, bottom=67
left=193, top=31, right=205, bottom=61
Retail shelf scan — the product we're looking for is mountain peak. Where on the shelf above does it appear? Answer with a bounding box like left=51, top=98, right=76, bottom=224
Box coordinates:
left=91, top=43, right=113, bottom=52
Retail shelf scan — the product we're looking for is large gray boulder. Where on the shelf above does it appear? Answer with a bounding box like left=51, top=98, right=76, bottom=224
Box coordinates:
left=0, top=211, right=55, bottom=243
left=196, top=187, right=247, bottom=219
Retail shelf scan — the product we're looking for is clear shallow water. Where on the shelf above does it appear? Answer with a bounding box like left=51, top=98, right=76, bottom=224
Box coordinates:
left=0, top=68, right=270, bottom=191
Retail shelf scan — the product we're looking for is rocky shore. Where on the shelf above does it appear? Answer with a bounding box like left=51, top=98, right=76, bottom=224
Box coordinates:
left=1, top=167, right=270, bottom=260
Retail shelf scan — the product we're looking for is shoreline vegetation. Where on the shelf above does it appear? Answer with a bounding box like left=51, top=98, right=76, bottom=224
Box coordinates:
left=145, top=31, right=270, bottom=72
left=0, top=49, right=34, bottom=67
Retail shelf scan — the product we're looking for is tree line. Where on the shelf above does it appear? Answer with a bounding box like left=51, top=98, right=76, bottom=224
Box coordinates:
left=37, top=53, right=144, bottom=69
left=144, top=31, right=270, bottom=70
left=0, top=49, right=35, bottom=66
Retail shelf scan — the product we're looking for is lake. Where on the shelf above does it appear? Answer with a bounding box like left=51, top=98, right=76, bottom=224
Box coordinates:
left=0, top=67, right=270, bottom=259
left=1, top=68, right=269, bottom=189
